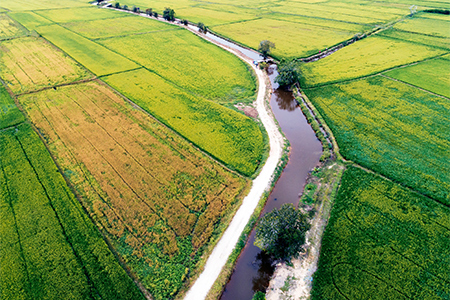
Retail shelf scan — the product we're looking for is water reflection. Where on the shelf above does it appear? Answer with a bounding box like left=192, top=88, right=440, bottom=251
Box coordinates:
left=251, top=252, right=275, bottom=293
left=274, top=90, right=298, bottom=112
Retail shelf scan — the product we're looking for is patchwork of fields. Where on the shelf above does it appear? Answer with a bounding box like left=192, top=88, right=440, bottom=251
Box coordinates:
left=0, top=0, right=449, bottom=299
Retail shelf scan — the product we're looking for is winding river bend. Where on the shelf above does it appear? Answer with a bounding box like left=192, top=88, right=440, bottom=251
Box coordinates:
left=220, top=64, right=322, bottom=300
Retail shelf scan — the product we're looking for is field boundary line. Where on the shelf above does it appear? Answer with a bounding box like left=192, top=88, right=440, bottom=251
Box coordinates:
left=15, top=77, right=96, bottom=97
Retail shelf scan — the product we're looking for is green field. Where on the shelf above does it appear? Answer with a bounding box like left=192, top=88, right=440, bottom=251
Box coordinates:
left=384, top=57, right=450, bottom=98
left=103, top=68, right=264, bottom=176
left=0, top=123, right=145, bottom=300
left=312, top=166, right=450, bottom=299
left=212, top=17, right=363, bottom=59
left=300, top=35, right=447, bottom=87
left=63, top=15, right=179, bottom=39
left=8, top=11, right=61, bottom=30
left=378, top=28, right=450, bottom=50
left=394, top=14, right=450, bottom=38
left=305, top=76, right=450, bottom=204
left=0, top=0, right=88, bottom=11
left=98, top=29, right=256, bottom=101
left=36, top=24, right=139, bottom=76
left=0, top=85, right=24, bottom=129
left=35, top=6, right=125, bottom=23
left=0, top=36, right=91, bottom=94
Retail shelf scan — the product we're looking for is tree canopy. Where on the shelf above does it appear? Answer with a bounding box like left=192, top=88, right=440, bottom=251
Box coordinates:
left=254, top=204, right=310, bottom=261
left=163, top=7, right=175, bottom=21
left=258, top=40, right=275, bottom=59
left=275, top=61, right=301, bottom=88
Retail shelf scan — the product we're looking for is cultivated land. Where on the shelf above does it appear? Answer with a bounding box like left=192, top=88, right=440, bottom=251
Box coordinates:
left=0, top=36, right=91, bottom=94
left=1, top=122, right=145, bottom=300
left=311, top=167, right=450, bottom=299
left=18, top=80, right=250, bottom=299
left=1, top=1, right=449, bottom=299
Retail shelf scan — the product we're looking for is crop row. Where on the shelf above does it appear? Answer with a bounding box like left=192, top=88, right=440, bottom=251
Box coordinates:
left=0, top=123, right=145, bottom=300
left=103, top=68, right=263, bottom=176
left=311, top=166, right=450, bottom=299
left=0, top=36, right=91, bottom=94
left=0, top=84, right=24, bottom=129
left=305, top=76, right=450, bottom=204
left=19, top=81, right=249, bottom=299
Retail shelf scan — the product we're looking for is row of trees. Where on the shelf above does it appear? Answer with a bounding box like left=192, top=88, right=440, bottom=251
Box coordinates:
left=112, top=3, right=178, bottom=21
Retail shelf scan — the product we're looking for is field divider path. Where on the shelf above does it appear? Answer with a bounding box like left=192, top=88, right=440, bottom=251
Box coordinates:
left=101, top=7, right=284, bottom=298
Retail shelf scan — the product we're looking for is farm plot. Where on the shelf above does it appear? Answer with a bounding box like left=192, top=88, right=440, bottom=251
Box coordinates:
left=0, top=85, right=24, bottom=129
left=378, top=28, right=450, bottom=50
left=0, top=123, right=145, bottom=300
left=384, top=57, right=450, bottom=98
left=36, top=24, right=139, bottom=76
left=98, top=29, right=256, bottom=102
left=211, top=18, right=361, bottom=59
left=175, top=6, right=258, bottom=26
left=103, top=68, right=264, bottom=176
left=311, top=167, right=450, bottom=300
left=0, top=13, right=27, bottom=39
left=300, top=35, right=447, bottom=87
left=8, top=11, right=53, bottom=30
left=304, top=76, right=450, bottom=204
left=0, top=36, right=91, bottom=94
left=35, top=6, right=126, bottom=23
left=0, top=0, right=88, bottom=11
left=18, top=81, right=249, bottom=299
left=394, top=14, right=450, bottom=38
left=63, top=15, right=179, bottom=40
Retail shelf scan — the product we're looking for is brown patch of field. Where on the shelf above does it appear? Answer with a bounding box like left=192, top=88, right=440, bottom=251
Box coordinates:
left=19, top=81, right=248, bottom=259
left=0, top=36, right=91, bottom=94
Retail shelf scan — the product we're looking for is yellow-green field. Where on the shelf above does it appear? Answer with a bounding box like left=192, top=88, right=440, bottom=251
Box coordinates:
left=34, top=6, right=125, bottom=23
left=0, top=36, right=91, bottom=94
left=0, top=0, right=88, bottom=11
left=19, top=81, right=249, bottom=299
left=394, top=14, right=450, bottom=38
left=63, top=15, right=179, bottom=39
left=98, top=29, right=256, bottom=101
left=0, top=13, right=27, bottom=39
left=36, top=24, right=139, bottom=76
left=212, top=18, right=361, bottom=59
left=384, top=57, right=450, bottom=98
left=0, top=85, right=24, bottom=129
left=176, top=6, right=258, bottom=26
left=305, top=76, right=450, bottom=204
left=7, top=11, right=53, bottom=30
left=103, top=68, right=264, bottom=176
left=379, top=28, right=450, bottom=50
left=300, top=35, right=447, bottom=87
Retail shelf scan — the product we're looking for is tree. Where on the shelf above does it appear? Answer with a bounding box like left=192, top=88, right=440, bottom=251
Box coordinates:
left=163, top=7, right=175, bottom=21
left=123, top=4, right=128, bottom=10
left=254, top=204, right=310, bottom=261
left=153, top=11, right=158, bottom=18
left=114, top=2, right=120, bottom=8
left=145, top=8, right=152, bottom=16
left=275, top=61, right=300, bottom=88
left=252, top=291, right=266, bottom=300
left=197, top=22, right=207, bottom=33
left=132, top=6, right=140, bottom=13
left=258, top=40, right=275, bottom=60
left=182, top=19, right=188, bottom=26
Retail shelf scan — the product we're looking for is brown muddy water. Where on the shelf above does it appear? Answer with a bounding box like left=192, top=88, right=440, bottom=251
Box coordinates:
left=219, top=64, right=322, bottom=300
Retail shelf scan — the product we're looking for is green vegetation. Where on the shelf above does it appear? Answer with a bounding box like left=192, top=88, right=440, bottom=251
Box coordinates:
left=378, top=28, right=450, bottom=50
left=36, top=24, right=139, bottom=76
left=63, top=15, right=178, bottom=39
left=305, top=76, right=450, bottom=204
left=98, top=29, right=256, bottom=102
left=394, top=14, right=450, bottom=38
left=7, top=11, right=53, bottom=30
left=0, top=13, right=27, bottom=39
left=300, top=35, right=446, bottom=87
left=103, top=68, right=264, bottom=176
left=254, top=203, right=310, bottom=260
left=0, top=36, right=91, bottom=94
left=0, top=123, right=145, bottom=300
left=0, top=85, right=24, bottom=129
left=311, top=166, right=450, bottom=299
left=383, top=57, right=450, bottom=98
left=34, top=6, right=123, bottom=23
